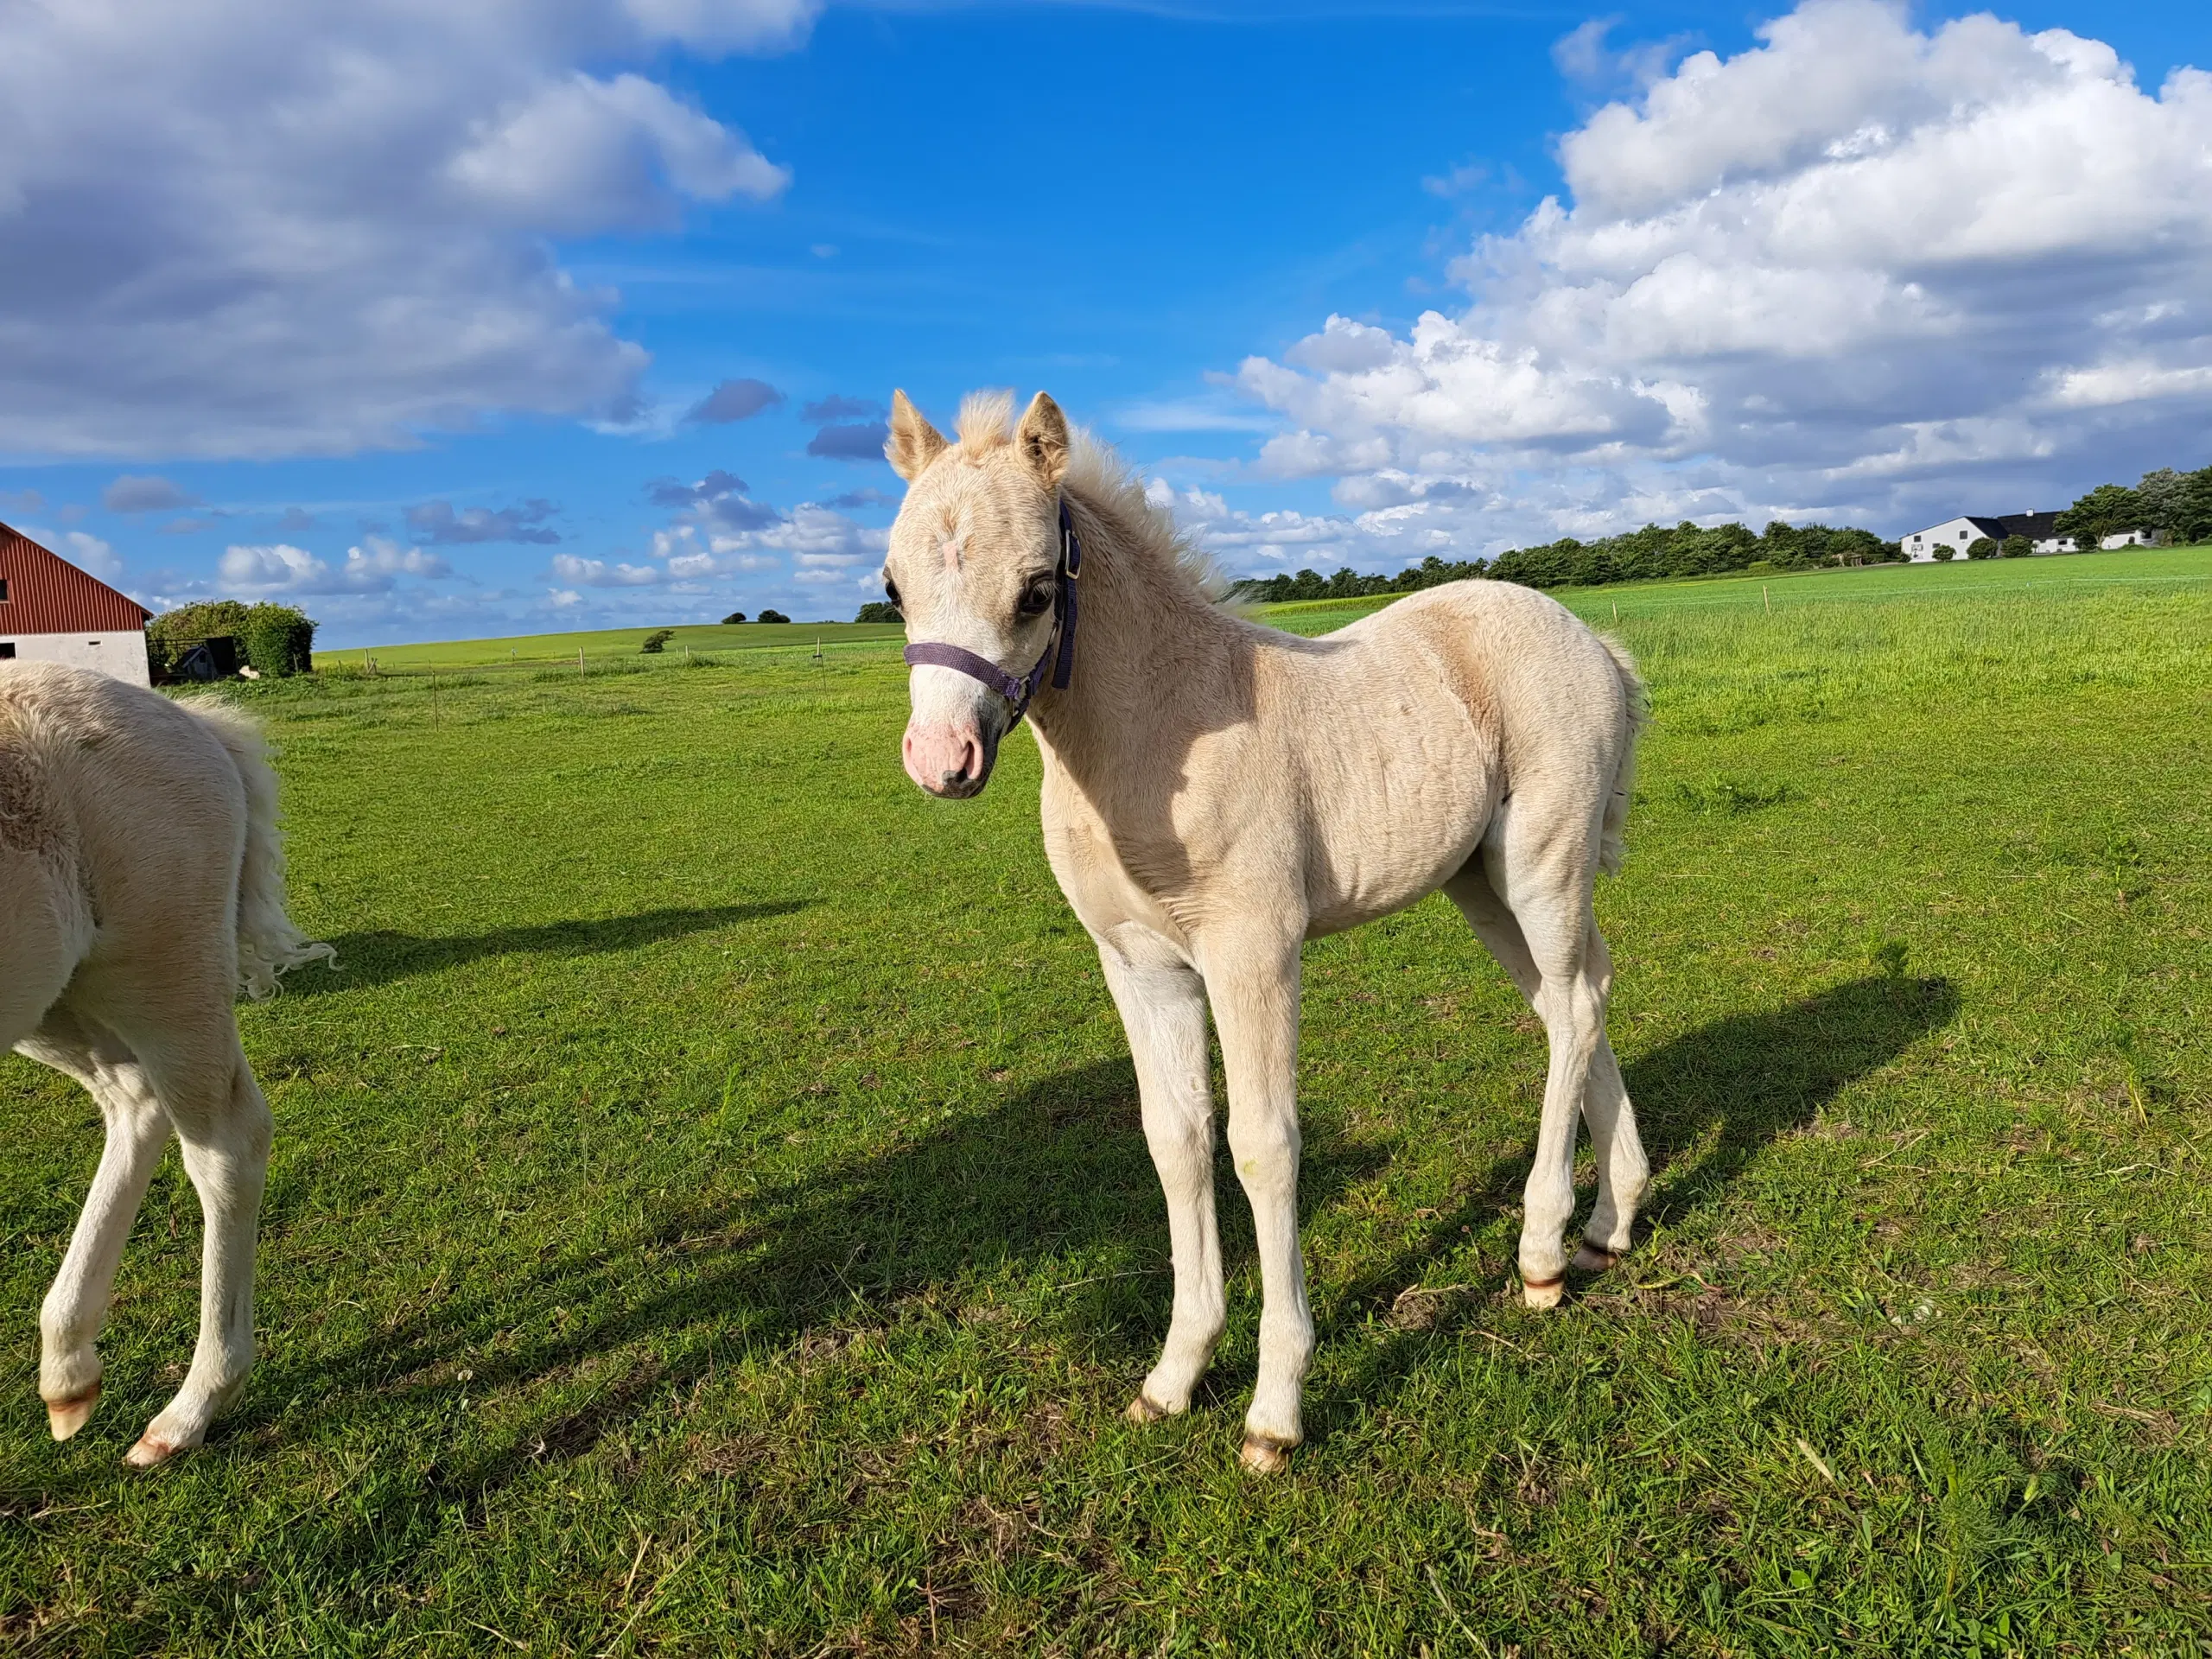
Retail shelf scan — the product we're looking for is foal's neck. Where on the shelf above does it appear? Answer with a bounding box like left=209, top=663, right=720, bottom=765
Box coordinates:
left=1027, top=485, right=1240, bottom=784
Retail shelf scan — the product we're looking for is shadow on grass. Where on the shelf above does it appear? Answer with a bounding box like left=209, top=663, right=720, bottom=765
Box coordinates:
left=254, top=975, right=1947, bottom=1445
left=133, top=1058, right=1387, bottom=1577
left=1309, top=970, right=1961, bottom=1428
left=12, top=973, right=1956, bottom=1637
left=283, top=901, right=813, bottom=995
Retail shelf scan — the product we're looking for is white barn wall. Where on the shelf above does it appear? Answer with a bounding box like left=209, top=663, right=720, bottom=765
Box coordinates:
left=0, top=629, right=152, bottom=685
left=1903, top=518, right=1983, bottom=562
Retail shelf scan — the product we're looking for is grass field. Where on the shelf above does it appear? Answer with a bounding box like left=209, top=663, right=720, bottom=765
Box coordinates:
left=318, top=619, right=907, bottom=674
left=3, top=548, right=2211, bottom=1653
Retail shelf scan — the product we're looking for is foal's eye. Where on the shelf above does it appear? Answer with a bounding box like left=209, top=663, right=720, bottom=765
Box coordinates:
left=884, top=577, right=902, bottom=610
left=1017, top=576, right=1054, bottom=618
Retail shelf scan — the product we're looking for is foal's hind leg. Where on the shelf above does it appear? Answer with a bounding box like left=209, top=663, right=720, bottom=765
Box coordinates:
left=1444, top=866, right=1648, bottom=1280
left=15, top=1009, right=175, bottom=1442
left=122, top=1027, right=273, bottom=1466
left=1461, top=805, right=1643, bottom=1307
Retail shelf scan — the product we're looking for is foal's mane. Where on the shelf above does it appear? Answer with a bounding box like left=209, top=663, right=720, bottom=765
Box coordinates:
left=954, top=391, right=1230, bottom=606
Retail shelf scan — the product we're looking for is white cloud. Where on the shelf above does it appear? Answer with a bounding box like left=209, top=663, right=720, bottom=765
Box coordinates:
left=217, top=535, right=453, bottom=594
left=1236, top=0, right=2212, bottom=541
left=449, top=73, right=787, bottom=234
left=652, top=504, right=886, bottom=583
left=550, top=552, right=668, bottom=587
left=341, top=537, right=454, bottom=587
left=0, top=1, right=811, bottom=460
left=219, top=543, right=331, bottom=592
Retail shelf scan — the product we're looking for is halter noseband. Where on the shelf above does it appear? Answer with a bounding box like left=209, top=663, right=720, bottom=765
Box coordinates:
left=900, top=497, right=1083, bottom=728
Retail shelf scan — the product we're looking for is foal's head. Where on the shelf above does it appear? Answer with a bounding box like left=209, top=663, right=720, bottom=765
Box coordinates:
left=882, top=389, right=1071, bottom=798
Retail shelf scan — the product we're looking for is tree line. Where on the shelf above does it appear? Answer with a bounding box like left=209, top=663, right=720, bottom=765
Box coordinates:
left=1232, top=518, right=1894, bottom=602
left=2054, top=464, right=2212, bottom=550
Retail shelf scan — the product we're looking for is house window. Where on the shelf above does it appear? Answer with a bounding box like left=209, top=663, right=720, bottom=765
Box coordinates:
left=0, top=577, right=10, bottom=601
left=1959, top=531, right=1969, bottom=541
left=0, top=643, right=15, bottom=659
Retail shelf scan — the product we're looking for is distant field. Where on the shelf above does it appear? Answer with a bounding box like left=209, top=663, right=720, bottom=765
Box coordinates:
left=1262, top=542, right=2212, bottom=636
left=325, top=544, right=2212, bottom=671
left=4, top=545, right=2211, bottom=1652
left=321, top=619, right=906, bottom=672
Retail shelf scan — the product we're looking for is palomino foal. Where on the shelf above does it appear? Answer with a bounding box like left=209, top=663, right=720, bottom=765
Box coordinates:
left=884, top=391, right=1648, bottom=1472
left=1, top=664, right=332, bottom=1464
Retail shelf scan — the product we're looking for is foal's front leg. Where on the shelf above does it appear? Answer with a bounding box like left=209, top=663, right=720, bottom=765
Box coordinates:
left=1096, top=931, right=1225, bottom=1421
left=1200, top=929, right=1312, bottom=1474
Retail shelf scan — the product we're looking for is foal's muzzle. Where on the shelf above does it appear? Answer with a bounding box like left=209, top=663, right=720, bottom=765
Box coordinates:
left=902, top=719, right=999, bottom=798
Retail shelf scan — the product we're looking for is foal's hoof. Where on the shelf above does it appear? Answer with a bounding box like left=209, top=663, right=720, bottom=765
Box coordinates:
left=124, top=1430, right=190, bottom=1469
left=46, top=1384, right=100, bottom=1441
left=1571, top=1243, right=1621, bottom=1274
left=1239, top=1434, right=1295, bottom=1476
left=1125, top=1393, right=1171, bottom=1425
left=1522, top=1274, right=1565, bottom=1311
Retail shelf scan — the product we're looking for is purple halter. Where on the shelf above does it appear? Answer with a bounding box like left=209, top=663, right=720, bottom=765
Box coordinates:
left=901, top=498, right=1083, bottom=728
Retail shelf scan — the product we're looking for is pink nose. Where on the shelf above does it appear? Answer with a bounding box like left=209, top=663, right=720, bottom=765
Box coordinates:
left=903, top=725, right=988, bottom=797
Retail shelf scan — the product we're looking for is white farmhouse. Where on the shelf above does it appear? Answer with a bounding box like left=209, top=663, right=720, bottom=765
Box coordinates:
left=0, top=521, right=154, bottom=683
left=1900, top=512, right=2079, bottom=561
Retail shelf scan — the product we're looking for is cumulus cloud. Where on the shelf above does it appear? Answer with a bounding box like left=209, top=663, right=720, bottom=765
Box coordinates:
left=0, top=1, right=812, bottom=459
left=653, top=504, right=885, bottom=583
left=218, top=536, right=453, bottom=594
left=818, top=486, right=894, bottom=510
left=406, top=499, right=563, bottom=544
left=550, top=552, right=666, bottom=587
left=103, top=474, right=201, bottom=513
left=805, top=421, right=891, bottom=461
left=685, top=378, right=785, bottom=423
left=1236, top=0, right=2212, bottom=544
left=645, top=469, right=781, bottom=530
left=800, top=394, right=883, bottom=423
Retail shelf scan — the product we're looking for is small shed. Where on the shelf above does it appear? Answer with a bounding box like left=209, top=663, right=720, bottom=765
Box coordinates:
left=0, top=521, right=154, bottom=685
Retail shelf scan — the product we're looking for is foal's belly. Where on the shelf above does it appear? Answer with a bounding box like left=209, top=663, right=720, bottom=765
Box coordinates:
left=1296, top=675, right=1501, bottom=936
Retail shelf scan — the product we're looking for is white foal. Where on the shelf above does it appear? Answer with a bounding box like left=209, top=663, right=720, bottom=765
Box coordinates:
left=882, top=391, right=1649, bottom=1473
left=1, top=664, right=332, bottom=1465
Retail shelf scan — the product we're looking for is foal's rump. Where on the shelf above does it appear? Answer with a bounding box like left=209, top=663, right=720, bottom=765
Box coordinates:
left=0, top=664, right=330, bottom=1035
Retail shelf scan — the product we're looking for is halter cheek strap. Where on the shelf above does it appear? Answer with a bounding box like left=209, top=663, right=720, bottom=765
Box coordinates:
left=901, top=498, right=1083, bottom=729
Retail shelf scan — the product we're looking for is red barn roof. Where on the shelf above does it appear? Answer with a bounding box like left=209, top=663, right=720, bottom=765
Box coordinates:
left=0, top=521, right=152, bottom=633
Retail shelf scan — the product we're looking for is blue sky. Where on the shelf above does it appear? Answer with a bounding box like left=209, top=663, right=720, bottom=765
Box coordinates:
left=2, top=0, right=2208, bottom=645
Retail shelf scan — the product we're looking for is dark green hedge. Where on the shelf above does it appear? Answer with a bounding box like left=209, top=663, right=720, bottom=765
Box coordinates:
left=149, top=601, right=316, bottom=679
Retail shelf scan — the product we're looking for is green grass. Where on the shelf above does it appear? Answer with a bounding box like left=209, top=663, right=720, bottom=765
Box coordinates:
left=321, top=620, right=906, bottom=673
left=4, top=552, right=2212, bottom=1652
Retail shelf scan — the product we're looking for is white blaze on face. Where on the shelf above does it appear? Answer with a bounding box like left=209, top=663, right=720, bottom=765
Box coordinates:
left=900, top=536, right=1010, bottom=798
left=884, top=387, right=1075, bottom=799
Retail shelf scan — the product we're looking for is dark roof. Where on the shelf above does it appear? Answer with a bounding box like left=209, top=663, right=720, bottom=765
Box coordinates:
left=1924, top=512, right=2063, bottom=543
left=0, top=521, right=154, bottom=632
left=1991, top=512, right=2062, bottom=541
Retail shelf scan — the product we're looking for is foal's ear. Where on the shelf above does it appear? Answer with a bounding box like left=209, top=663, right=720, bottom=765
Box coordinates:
left=887, top=390, right=948, bottom=480
left=1015, top=391, right=1070, bottom=489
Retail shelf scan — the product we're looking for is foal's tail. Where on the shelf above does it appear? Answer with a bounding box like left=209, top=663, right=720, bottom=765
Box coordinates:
left=179, top=698, right=338, bottom=1000
left=1596, top=636, right=1646, bottom=877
